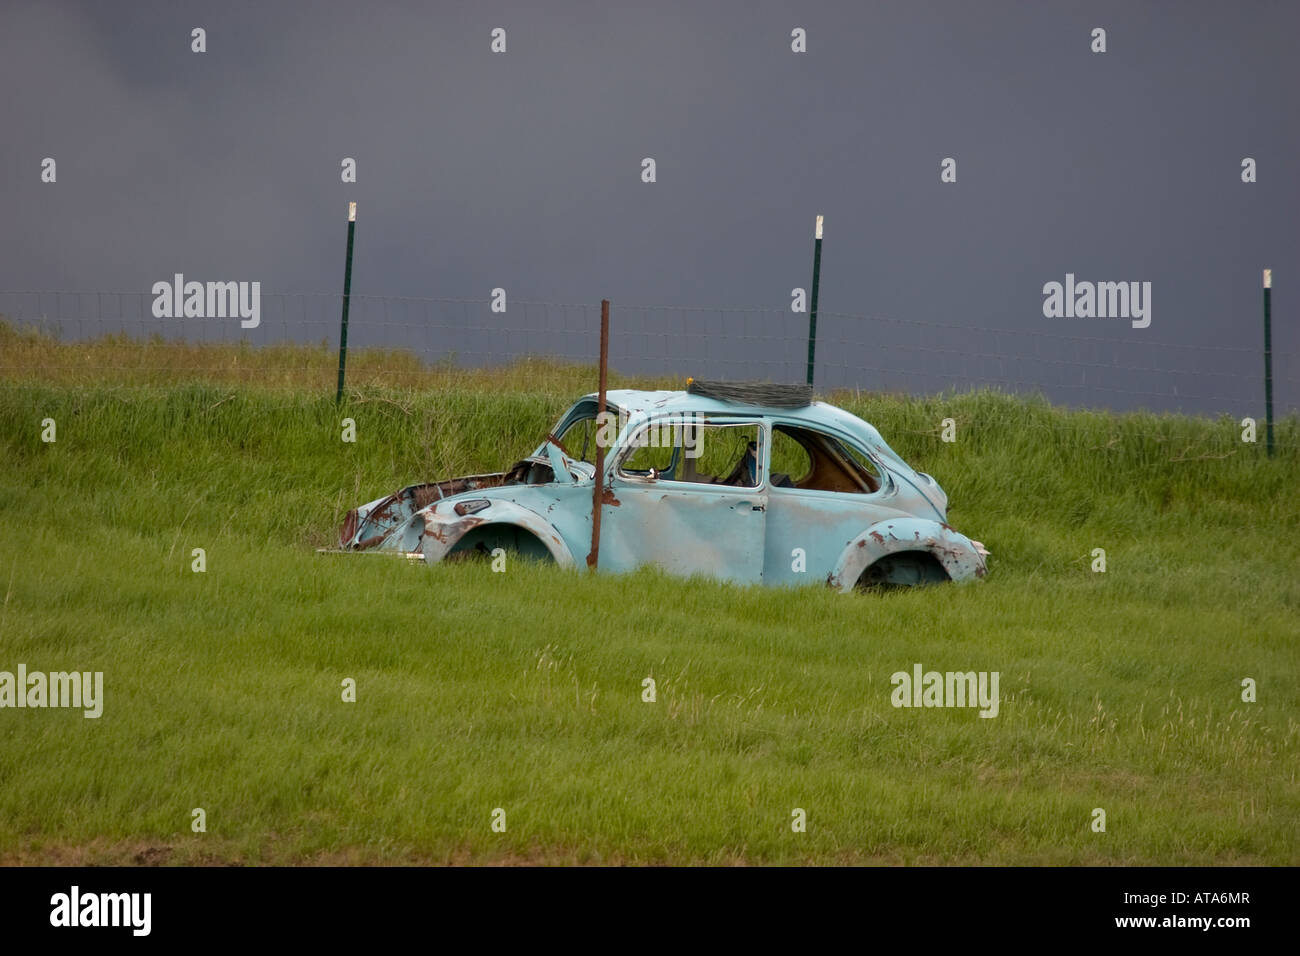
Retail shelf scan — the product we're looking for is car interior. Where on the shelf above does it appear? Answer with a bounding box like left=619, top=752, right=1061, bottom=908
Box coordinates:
left=616, top=420, right=883, bottom=494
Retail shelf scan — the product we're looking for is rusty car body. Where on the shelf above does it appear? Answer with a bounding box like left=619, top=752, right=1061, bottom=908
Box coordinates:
left=335, top=385, right=989, bottom=589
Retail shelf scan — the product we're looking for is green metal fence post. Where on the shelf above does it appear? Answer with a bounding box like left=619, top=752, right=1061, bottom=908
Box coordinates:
left=806, top=214, right=823, bottom=387
left=1263, top=268, right=1274, bottom=458
left=336, top=202, right=357, bottom=404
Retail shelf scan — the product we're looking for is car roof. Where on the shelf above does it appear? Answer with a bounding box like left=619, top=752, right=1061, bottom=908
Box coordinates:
left=577, top=389, right=902, bottom=462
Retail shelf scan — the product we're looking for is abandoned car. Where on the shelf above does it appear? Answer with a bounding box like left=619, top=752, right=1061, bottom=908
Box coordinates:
left=335, top=381, right=989, bottom=589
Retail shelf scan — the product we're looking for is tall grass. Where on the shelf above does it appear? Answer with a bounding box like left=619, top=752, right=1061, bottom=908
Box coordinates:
left=0, top=329, right=1297, bottom=864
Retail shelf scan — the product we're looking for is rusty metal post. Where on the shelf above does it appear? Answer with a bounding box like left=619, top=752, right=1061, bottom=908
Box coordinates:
left=587, top=299, right=610, bottom=569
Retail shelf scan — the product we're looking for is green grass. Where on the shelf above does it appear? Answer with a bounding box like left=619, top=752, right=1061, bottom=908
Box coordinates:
left=1, top=328, right=1298, bottom=864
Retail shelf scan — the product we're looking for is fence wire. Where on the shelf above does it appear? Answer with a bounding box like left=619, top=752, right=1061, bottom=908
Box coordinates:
left=1, top=290, right=1296, bottom=421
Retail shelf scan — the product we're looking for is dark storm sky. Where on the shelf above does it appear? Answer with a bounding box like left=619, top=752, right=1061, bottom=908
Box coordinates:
left=2, top=0, right=1296, bottom=415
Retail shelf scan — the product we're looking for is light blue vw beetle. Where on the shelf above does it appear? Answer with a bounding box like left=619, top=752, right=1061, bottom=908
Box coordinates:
left=336, top=382, right=988, bottom=589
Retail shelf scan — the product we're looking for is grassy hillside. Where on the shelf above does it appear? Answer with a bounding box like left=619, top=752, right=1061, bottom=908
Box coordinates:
left=1, top=326, right=1297, bottom=864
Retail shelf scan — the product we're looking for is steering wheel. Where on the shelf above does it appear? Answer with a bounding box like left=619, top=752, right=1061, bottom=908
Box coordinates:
left=716, top=441, right=757, bottom=487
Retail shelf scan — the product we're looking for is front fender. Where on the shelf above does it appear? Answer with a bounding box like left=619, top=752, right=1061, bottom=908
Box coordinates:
left=420, top=500, right=577, bottom=568
left=827, top=517, right=987, bottom=591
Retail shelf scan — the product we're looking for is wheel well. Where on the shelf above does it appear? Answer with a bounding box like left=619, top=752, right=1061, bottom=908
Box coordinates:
left=857, top=550, right=950, bottom=588
left=447, top=523, right=555, bottom=562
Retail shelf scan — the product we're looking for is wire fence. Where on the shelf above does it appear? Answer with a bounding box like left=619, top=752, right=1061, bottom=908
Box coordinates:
left=1, top=289, right=1296, bottom=421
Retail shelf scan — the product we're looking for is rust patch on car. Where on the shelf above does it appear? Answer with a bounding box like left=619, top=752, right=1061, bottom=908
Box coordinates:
left=425, top=516, right=485, bottom=544
left=601, top=487, right=621, bottom=507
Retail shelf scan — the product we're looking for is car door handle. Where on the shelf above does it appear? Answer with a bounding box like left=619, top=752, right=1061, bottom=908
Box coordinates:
left=751, top=505, right=764, bottom=512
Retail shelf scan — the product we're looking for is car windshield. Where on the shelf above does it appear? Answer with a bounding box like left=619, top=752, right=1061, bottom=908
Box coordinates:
left=552, top=400, right=612, bottom=464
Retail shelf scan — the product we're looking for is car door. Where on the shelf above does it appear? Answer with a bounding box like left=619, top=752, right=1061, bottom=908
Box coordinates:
left=762, top=421, right=901, bottom=585
left=597, top=417, right=767, bottom=584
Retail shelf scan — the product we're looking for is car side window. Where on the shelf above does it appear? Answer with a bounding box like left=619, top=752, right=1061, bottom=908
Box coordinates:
left=618, top=430, right=677, bottom=477
left=769, top=424, right=882, bottom=494
left=617, top=420, right=762, bottom=487
left=768, top=428, right=812, bottom=488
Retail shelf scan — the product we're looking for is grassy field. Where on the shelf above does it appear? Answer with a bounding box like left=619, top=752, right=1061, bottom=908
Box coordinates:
left=1, top=323, right=1298, bottom=864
